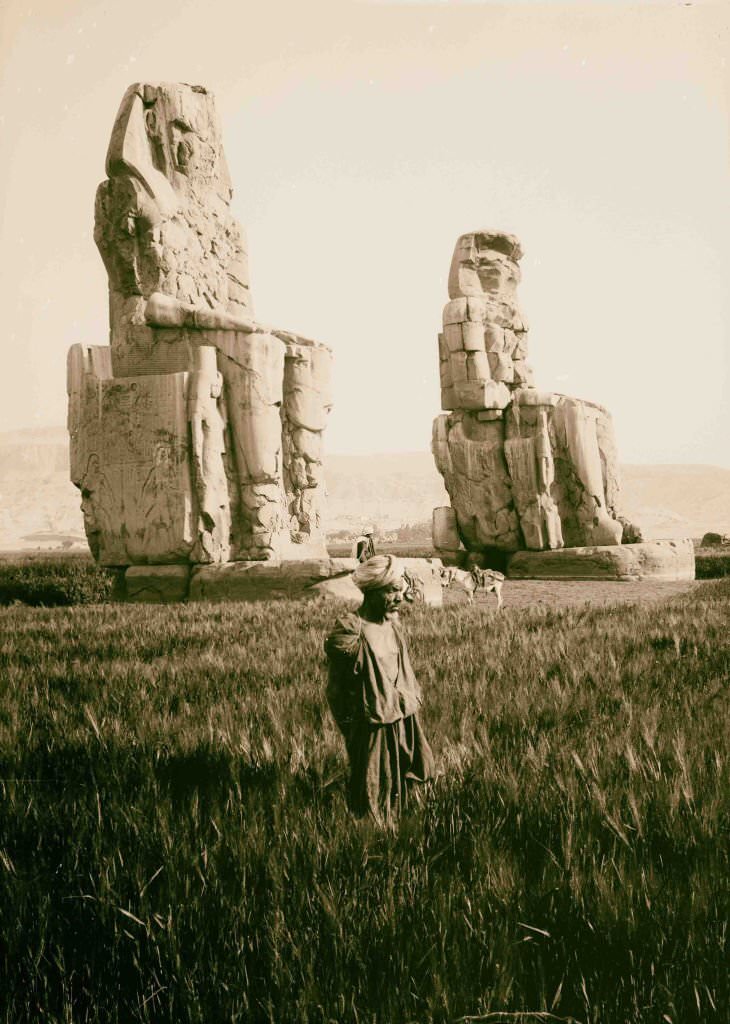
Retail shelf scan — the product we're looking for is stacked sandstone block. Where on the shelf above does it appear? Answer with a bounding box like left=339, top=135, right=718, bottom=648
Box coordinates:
left=68, top=82, right=332, bottom=568
left=438, top=231, right=533, bottom=414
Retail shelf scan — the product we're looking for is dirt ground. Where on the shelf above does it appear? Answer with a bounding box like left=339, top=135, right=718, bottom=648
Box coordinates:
left=445, top=579, right=703, bottom=611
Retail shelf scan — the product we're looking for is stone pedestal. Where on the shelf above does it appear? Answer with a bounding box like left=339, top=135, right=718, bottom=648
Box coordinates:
left=115, top=556, right=445, bottom=606
left=306, top=558, right=444, bottom=608
left=506, top=539, right=695, bottom=582
left=124, top=565, right=192, bottom=603
left=188, top=558, right=352, bottom=602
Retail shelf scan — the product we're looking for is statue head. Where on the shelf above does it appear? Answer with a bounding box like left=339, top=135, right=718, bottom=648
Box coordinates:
left=105, top=82, right=233, bottom=213
left=448, top=230, right=523, bottom=300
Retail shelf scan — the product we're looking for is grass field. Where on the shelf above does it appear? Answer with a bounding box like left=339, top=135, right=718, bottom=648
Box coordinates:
left=1, top=575, right=729, bottom=1022
left=0, top=552, right=114, bottom=606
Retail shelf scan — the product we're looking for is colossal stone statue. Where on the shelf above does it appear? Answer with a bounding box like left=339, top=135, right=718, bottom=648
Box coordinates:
left=432, top=230, right=694, bottom=580
left=68, top=83, right=332, bottom=568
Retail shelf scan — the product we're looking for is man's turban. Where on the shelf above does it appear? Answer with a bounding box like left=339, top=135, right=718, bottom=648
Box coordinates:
left=352, top=554, right=404, bottom=592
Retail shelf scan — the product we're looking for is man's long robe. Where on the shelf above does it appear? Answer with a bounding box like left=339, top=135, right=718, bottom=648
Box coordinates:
left=325, top=613, right=435, bottom=821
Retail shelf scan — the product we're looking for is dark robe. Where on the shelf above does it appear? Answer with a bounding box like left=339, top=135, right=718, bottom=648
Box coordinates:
left=356, top=536, right=376, bottom=562
left=325, top=613, right=435, bottom=822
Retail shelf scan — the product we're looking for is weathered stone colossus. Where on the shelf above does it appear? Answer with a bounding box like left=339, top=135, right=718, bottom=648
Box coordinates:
left=68, top=82, right=332, bottom=565
left=432, top=230, right=641, bottom=565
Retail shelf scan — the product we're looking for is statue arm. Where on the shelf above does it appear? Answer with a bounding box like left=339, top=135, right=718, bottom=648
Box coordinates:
left=144, top=291, right=265, bottom=334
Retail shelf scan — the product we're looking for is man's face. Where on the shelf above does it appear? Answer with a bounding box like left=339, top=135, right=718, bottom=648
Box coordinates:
left=372, top=580, right=405, bottom=619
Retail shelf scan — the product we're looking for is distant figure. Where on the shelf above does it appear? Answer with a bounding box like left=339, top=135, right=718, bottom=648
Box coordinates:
left=325, top=555, right=435, bottom=824
left=351, top=526, right=376, bottom=562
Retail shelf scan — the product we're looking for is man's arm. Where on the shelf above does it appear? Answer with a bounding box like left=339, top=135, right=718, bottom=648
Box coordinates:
left=325, top=614, right=365, bottom=733
left=325, top=614, right=362, bottom=660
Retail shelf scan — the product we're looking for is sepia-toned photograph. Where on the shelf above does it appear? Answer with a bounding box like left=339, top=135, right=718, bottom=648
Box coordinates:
left=0, top=0, right=728, bottom=1020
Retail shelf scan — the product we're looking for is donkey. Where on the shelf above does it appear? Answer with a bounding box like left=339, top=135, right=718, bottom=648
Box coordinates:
left=439, top=565, right=504, bottom=608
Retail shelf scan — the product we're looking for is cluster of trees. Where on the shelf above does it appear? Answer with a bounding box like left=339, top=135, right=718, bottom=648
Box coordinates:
left=393, top=521, right=431, bottom=544
left=327, top=521, right=431, bottom=544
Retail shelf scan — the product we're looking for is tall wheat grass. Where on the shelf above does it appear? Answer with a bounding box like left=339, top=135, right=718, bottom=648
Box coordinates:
left=0, top=580, right=728, bottom=1023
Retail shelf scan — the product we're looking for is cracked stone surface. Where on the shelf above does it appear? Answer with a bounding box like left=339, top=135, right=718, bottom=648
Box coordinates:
left=68, top=83, right=332, bottom=565
left=507, top=539, right=695, bottom=581
left=432, top=229, right=646, bottom=561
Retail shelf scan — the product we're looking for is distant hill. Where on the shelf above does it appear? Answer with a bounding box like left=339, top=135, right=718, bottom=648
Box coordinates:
left=324, top=452, right=450, bottom=535
left=619, top=464, right=730, bottom=541
left=0, top=427, right=85, bottom=550
left=1, top=427, right=728, bottom=550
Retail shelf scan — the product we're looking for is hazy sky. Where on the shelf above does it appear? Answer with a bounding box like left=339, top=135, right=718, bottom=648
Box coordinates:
left=1, top=0, right=727, bottom=463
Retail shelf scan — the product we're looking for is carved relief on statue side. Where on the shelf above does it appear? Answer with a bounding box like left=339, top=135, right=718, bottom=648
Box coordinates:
left=535, top=409, right=563, bottom=549
left=188, top=346, right=232, bottom=563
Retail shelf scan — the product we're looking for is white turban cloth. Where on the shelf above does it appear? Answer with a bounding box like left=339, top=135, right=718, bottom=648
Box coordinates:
left=352, top=555, right=405, bottom=592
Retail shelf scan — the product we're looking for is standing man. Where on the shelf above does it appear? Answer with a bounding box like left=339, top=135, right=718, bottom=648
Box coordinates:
left=324, top=555, right=435, bottom=824
left=352, top=526, right=376, bottom=562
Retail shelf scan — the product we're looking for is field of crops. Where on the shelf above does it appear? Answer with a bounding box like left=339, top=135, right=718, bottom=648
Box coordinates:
left=0, top=573, right=728, bottom=1023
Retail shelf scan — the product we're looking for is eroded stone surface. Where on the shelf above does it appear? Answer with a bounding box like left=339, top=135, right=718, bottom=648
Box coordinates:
left=96, top=83, right=252, bottom=341
left=68, top=345, right=197, bottom=565
left=439, top=232, right=529, bottom=414
left=305, top=573, right=363, bottom=605
left=124, top=565, right=191, bottom=602
left=507, top=539, right=695, bottom=581
left=432, top=230, right=654, bottom=568
left=190, top=558, right=354, bottom=602
left=69, top=83, right=332, bottom=565
left=305, top=558, right=444, bottom=608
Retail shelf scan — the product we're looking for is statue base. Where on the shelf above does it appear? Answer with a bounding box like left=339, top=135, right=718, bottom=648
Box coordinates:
left=306, top=558, right=444, bottom=607
left=116, top=557, right=446, bottom=605
left=506, top=539, right=695, bottom=581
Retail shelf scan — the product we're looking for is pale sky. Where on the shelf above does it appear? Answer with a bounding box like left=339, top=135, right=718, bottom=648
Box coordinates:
left=1, top=0, right=727, bottom=463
